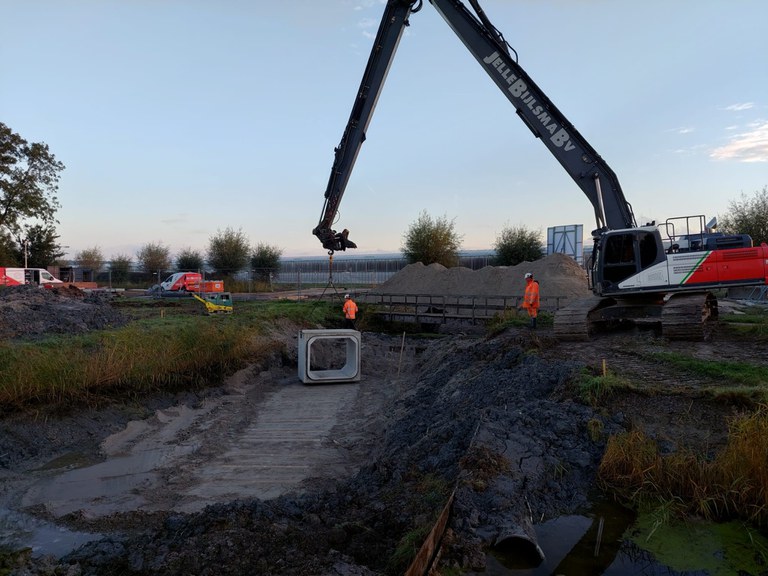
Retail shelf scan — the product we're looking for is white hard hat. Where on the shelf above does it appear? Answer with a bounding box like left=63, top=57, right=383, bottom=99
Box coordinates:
left=344, top=293, right=350, bottom=299
left=524, top=272, right=533, bottom=279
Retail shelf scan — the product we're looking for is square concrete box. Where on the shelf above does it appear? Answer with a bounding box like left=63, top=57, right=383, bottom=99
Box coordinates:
left=298, top=329, right=361, bottom=384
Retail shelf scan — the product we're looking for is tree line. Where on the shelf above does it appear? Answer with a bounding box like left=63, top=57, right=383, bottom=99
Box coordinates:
left=74, top=232, right=282, bottom=284
left=2, top=121, right=766, bottom=275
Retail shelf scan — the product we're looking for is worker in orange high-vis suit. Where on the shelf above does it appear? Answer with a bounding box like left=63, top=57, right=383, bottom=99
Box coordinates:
left=343, top=293, right=358, bottom=329
left=521, top=272, right=540, bottom=329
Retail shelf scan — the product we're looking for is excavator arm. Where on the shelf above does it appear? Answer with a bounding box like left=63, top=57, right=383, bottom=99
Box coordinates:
left=314, top=0, right=637, bottom=253
left=313, top=0, right=422, bottom=253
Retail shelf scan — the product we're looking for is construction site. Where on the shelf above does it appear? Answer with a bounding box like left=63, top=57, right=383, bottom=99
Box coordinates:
left=1, top=0, right=766, bottom=572
left=0, top=253, right=766, bottom=576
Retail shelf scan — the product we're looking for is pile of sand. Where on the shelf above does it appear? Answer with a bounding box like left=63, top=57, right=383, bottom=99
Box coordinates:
left=375, top=253, right=590, bottom=300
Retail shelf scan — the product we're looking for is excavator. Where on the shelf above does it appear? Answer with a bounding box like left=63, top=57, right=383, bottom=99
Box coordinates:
left=313, top=0, right=768, bottom=340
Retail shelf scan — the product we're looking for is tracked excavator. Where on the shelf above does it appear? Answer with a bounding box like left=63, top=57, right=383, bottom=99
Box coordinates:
left=313, top=0, right=768, bottom=340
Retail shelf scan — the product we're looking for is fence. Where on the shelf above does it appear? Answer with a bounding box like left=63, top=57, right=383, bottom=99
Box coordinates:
left=359, top=293, right=568, bottom=325
left=275, top=254, right=495, bottom=289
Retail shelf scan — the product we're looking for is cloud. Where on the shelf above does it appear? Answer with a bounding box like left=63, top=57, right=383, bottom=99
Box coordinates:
left=160, top=213, right=189, bottom=225
left=724, top=102, right=754, bottom=112
left=357, top=17, right=378, bottom=29
left=710, top=121, right=768, bottom=163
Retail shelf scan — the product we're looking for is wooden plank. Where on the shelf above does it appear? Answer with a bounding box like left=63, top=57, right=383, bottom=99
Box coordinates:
left=404, top=489, right=455, bottom=576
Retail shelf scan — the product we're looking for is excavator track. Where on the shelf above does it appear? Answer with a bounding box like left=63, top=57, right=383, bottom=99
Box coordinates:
left=660, top=292, right=718, bottom=341
left=553, top=296, right=606, bottom=341
left=555, top=292, right=717, bottom=341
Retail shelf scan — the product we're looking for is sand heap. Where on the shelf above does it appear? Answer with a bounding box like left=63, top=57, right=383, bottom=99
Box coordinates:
left=375, top=253, right=590, bottom=300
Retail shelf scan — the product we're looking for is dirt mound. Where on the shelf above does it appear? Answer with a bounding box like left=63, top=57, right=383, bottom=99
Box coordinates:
left=377, top=253, right=590, bottom=300
left=0, top=285, right=127, bottom=339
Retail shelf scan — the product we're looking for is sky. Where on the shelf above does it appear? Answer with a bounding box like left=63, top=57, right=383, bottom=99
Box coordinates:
left=2, top=0, right=767, bottom=263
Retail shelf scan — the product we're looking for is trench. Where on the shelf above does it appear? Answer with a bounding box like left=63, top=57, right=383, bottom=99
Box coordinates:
left=466, top=496, right=768, bottom=575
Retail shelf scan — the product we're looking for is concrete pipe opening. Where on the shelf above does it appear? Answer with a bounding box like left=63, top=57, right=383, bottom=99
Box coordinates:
left=493, top=527, right=545, bottom=567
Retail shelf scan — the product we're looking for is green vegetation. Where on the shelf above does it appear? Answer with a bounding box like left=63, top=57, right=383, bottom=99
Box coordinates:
left=719, top=185, right=768, bottom=246
left=492, top=224, right=543, bottom=266
left=207, top=226, right=250, bottom=277
left=629, top=515, right=768, bottom=576
left=647, top=350, right=768, bottom=403
left=387, top=524, right=431, bottom=575
left=720, top=307, right=768, bottom=341
left=599, top=406, right=768, bottom=527
left=136, top=241, right=171, bottom=275
left=386, top=473, right=451, bottom=575
left=575, top=366, right=635, bottom=406
left=487, top=308, right=552, bottom=335
left=0, top=299, right=337, bottom=413
left=401, top=211, right=463, bottom=267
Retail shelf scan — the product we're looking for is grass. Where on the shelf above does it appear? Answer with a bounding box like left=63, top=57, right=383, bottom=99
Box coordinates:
left=650, top=351, right=768, bottom=386
left=0, top=299, right=339, bottom=413
left=598, top=405, right=768, bottom=527
left=574, top=366, right=636, bottom=407
left=719, top=306, right=768, bottom=341
left=386, top=472, right=451, bottom=575
left=644, top=350, right=768, bottom=404
left=486, top=309, right=552, bottom=335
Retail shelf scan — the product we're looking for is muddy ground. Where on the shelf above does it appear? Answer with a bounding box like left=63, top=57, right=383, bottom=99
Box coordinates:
left=0, top=286, right=764, bottom=575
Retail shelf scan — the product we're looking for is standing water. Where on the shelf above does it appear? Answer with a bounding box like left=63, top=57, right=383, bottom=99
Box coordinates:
left=469, top=498, right=768, bottom=575
left=0, top=507, right=100, bottom=558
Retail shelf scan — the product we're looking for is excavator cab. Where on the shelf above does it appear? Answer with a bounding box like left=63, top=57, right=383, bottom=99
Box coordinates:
left=591, top=228, right=666, bottom=294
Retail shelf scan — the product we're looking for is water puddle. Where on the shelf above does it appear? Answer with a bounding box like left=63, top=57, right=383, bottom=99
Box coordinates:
left=477, top=498, right=768, bottom=575
left=0, top=508, right=100, bottom=558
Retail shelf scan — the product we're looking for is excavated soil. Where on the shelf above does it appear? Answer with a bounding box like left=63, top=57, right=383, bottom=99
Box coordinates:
left=0, top=285, right=126, bottom=340
left=375, top=253, right=591, bottom=304
left=0, top=268, right=764, bottom=575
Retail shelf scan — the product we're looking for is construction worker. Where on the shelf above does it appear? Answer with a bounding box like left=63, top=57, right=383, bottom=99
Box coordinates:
left=521, top=272, right=540, bottom=329
left=342, top=293, right=358, bottom=329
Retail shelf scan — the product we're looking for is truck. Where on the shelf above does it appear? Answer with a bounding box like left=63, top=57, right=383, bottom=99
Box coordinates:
left=313, top=0, right=768, bottom=340
left=160, top=272, right=224, bottom=293
left=0, top=267, right=64, bottom=287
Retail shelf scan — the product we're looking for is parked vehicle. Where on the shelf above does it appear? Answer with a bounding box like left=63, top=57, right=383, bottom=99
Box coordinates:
left=0, top=267, right=64, bottom=287
left=160, top=272, right=224, bottom=293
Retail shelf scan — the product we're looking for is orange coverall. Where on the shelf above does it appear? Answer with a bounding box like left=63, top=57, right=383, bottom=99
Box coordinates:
left=522, top=278, right=540, bottom=320
left=343, top=297, right=358, bottom=328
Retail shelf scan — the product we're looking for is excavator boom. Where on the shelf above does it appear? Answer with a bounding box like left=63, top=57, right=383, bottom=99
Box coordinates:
left=315, top=0, right=768, bottom=340
left=313, top=0, right=637, bottom=253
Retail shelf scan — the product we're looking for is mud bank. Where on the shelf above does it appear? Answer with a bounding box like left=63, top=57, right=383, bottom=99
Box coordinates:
left=3, top=314, right=761, bottom=575
left=2, top=327, right=621, bottom=576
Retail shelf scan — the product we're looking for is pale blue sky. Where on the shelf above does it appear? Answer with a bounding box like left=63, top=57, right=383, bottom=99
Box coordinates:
left=2, top=0, right=766, bottom=261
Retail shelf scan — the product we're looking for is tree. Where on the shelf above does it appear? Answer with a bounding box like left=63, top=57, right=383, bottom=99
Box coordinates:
left=0, top=123, right=64, bottom=236
left=109, top=254, right=132, bottom=284
left=493, top=225, right=543, bottom=266
left=14, top=224, right=64, bottom=267
left=401, top=211, right=462, bottom=267
left=175, top=247, right=204, bottom=272
left=136, top=242, right=171, bottom=276
left=75, top=247, right=104, bottom=273
left=251, top=243, right=283, bottom=281
left=207, top=227, right=250, bottom=276
left=0, top=231, right=19, bottom=266
left=719, top=186, right=768, bottom=246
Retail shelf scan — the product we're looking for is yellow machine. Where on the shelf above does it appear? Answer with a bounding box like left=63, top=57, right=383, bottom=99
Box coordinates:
left=192, top=292, right=233, bottom=315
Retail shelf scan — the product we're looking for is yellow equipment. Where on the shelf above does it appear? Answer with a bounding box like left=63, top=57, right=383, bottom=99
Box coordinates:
left=192, top=292, right=233, bottom=315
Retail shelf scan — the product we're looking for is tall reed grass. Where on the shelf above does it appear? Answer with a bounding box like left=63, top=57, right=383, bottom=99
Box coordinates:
left=598, top=405, right=768, bottom=526
left=0, top=319, right=268, bottom=410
